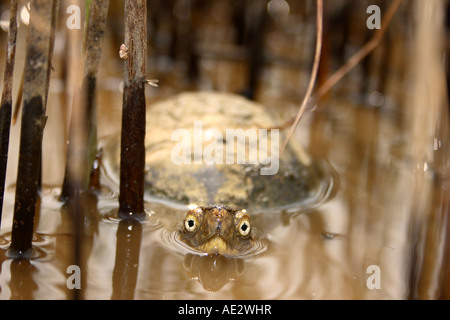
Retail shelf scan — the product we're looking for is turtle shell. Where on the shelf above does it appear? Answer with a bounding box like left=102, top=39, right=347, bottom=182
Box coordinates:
left=104, top=92, right=334, bottom=212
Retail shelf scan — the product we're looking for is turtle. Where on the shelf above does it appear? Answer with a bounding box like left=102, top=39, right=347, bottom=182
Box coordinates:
left=102, top=91, right=335, bottom=256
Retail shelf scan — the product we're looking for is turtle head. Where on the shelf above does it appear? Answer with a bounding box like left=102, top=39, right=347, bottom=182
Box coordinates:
left=179, top=205, right=253, bottom=256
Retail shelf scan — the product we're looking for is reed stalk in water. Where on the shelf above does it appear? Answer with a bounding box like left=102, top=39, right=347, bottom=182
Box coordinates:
left=9, top=0, right=59, bottom=257
left=0, top=0, right=18, bottom=228
left=404, top=0, right=449, bottom=299
left=119, top=0, right=147, bottom=220
left=60, top=0, right=110, bottom=201
left=60, top=0, right=110, bottom=299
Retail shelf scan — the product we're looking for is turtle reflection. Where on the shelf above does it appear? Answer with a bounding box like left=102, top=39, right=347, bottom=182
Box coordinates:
left=183, top=253, right=245, bottom=292
left=178, top=206, right=250, bottom=291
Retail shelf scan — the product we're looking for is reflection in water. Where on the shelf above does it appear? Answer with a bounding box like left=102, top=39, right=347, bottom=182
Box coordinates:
left=9, top=259, right=38, bottom=300
left=183, top=253, right=245, bottom=292
left=112, top=218, right=143, bottom=300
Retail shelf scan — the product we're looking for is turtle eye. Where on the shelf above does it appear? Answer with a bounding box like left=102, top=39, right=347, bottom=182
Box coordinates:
left=238, top=219, right=251, bottom=237
left=184, top=214, right=199, bottom=232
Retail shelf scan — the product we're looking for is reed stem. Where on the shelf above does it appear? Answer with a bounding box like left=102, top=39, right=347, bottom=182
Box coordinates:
left=9, top=0, right=59, bottom=257
left=60, top=0, right=110, bottom=200
left=118, top=0, right=147, bottom=220
left=0, top=0, right=18, bottom=228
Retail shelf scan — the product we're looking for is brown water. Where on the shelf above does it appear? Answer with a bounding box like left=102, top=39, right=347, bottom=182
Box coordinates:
left=0, top=0, right=449, bottom=300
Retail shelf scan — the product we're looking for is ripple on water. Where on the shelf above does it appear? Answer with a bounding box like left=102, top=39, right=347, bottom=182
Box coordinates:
left=6, top=245, right=49, bottom=261
left=99, top=205, right=162, bottom=231
left=255, top=159, right=339, bottom=215
left=0, top=233, right=51, bottom=261
left=0, top=236, right=9, bottom=248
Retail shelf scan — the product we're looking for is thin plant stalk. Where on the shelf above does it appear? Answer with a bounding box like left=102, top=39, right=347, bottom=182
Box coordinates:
left=281, top=0, right=323, bottom=154
left=314, top=0, right=403, bottom=99
left=119, top=0, right=147, bottom=219
left=278, top=0, right=402, bottom=139
left=60, top=0, right=109, bottom=299
left=0, top=0, right=18, bottom=227
left=60, top=0, right=110, bottom=200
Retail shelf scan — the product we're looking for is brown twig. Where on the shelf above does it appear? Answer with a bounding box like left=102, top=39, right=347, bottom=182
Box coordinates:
left=280, top=0, right=323, bottom=154
left=277, top=0, right=403, bottom=137
left=314, top=0, right=403, bottom=99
